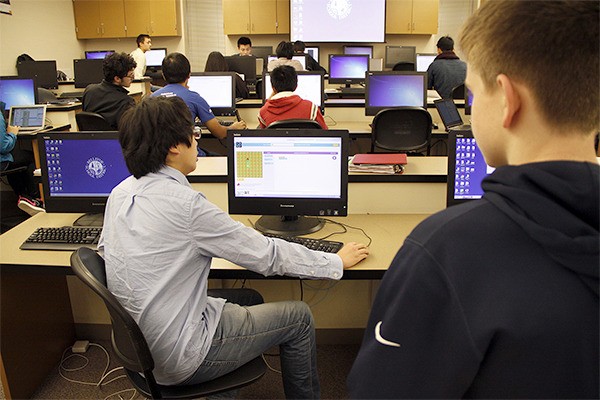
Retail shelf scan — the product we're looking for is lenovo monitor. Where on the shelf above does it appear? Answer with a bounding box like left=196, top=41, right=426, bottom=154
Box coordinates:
left=365, top=71, right=427, bottom=116
left=0, top=76, right=37, bottom=110
left=385, top=46, right=416, bottom=69
left=328, top=54, right=369, bottom=85
left=17, top=60, right=58, bottom=90
left=227, top=129, right=349, bottom=235
left=225, top=55, right=257, bottom=83
left=146, top=48, right=167, bottom=68
left=73, top=59, right=104, bottom=88
left=262, top=71, right=324, bottom=112
left=85, top=50, right=115, bottom=60
left=416, top=53, right=436, bottom=72
left=343, top=45, right=373, bottom=58
left=187, top=72, right=236, bottom=116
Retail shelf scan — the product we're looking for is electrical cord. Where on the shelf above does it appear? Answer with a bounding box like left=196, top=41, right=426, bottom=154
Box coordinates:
left=261, top=354, right=282, bottom=374
left=320, top=218, right=373, bottom=247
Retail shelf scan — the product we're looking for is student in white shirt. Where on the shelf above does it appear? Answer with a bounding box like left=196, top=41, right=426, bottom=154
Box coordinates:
left=130, top=34, right=151, bottom=79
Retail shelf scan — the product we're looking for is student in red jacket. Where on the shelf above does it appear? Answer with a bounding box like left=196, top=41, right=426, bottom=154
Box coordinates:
left=258, top=65, right=327, bottom=129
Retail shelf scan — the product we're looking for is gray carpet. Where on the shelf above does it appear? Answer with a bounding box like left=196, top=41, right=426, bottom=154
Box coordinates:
left=29, top=341, right=360, bottom=399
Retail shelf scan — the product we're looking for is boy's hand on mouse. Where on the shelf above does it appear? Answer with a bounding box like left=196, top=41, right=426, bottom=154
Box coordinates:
left=337, top=242, right=369, bottom=269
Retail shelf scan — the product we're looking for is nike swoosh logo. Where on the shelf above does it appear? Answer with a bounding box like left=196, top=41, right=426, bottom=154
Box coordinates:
left=375, top=321, right=401, bottom=347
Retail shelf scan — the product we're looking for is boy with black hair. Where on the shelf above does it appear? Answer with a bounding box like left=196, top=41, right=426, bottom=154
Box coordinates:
left=427, top=35, right=467, bottom=99
left=293, top=40, right=326, bottom=73
left=130, top=34, right=151, bottom=79
left=258, top=65, right=327, bottom=129
left=100, top=95, right=369, bottom=398
left=267, top=41, right=304, bottom=72
left=349, top=1, right=598, bottom=398
left=82, top=52, right=137, bottom=129
left=236, top=36, right=252, bottom=56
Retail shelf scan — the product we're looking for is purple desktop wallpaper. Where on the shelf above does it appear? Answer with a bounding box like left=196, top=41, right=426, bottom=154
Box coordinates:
left=329, top=56, right=369, bottom=79
left=367, top=74, right=425, bottom=107
left=453, top=137, right=491, bottom=199
left=0, top=78, right=35, bottom=109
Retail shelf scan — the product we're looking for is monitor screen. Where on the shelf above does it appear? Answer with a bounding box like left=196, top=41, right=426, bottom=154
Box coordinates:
left=343, top=46, right=373, bottom=58
left=251, top=46, right=273, bottom=60
left=328, top=55, right=369, bottom=85
left=416, top=53, right=436, bottom=72
left=225, top=56, right=257, bottom=82
left=447, top=130, right=495, bottom=207
left=74, top=59, right=104, bottom=88
left=37, top=131, right=130, bottom=215
left=17, top=60, right=58, bottom=90
left=291, top=0, right=385, bottom=43
left=305, top=46, right=320, bottom=64
left=187, top=72, right=236, bottom=116
left=146, top=48, right=167, bottom=68
left=262, top=71, right=324, bottom=111
left=465, top=87, right=473, bottom=115
left=365, top=72, right=427, bottom=115
left=267, top=55, right=307, bottom=70
left=227, top=129, right=349, bottom=235
left=0, top=77, right=37, bottom=110
left=385, top=46, right=416, bottom=69
left=85, top=50, right=115, bottom=60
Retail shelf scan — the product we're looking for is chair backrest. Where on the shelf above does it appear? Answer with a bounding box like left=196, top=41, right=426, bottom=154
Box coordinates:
left=371, top=107, right=432, bottom=154
left=267, top=119, right=322, bottom=129
left=392, top=62, right=415, bottom=71
left=451, top=83, right=465, bottom=100
left=76, top=111, right=113, bottom=131
left=70, top=248, right=162, bottom=397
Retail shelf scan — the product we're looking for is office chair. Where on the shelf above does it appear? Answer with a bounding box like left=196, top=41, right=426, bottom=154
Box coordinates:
left=451, top=83, right=466, bottom=100
left=392, top=62, right=416, bottom=71
left=370, top=107, right=432, bottom=155
left=267, top=119, right=323, bottom=129
left=70, top=247, right=267, bottom=399
left=75, top=111, right=112, bottom=131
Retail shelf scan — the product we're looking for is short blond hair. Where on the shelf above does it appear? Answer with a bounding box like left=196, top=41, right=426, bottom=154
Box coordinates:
left=459, top=1, right=599, bottom=134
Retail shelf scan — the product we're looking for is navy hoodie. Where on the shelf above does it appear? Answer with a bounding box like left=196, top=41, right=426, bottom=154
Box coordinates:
left=348, top=161, right=599, bottom=399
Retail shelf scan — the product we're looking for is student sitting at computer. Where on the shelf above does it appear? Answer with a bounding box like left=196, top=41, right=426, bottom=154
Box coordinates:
left=267, top=41, right=304, bottom=72
left=152, top=52, right=246, bottom=145
left=427, top=36, right=467, bottom=99
left=100, top=95, right=369, bottom=397
left=82, top=52, right=137, bottom=130
left=0, top=113, right=44, bottom=216
left=233, top=36, right=252, bottom=56
left=258, top=65, right=327, bottom=129
left=293, top=40, right=326, bottom=73
left=204, top=51, right=249, bottom=99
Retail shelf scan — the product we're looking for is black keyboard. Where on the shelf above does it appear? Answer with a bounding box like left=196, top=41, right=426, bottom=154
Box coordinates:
left=20, top=226, right=102, bottom=251
left=263, top=233, right=343, bottom=253
left=57, top=91, right=84, bottom=99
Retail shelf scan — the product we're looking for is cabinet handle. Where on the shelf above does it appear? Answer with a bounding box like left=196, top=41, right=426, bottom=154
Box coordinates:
left=412, top=22, right=415, bottom=31
left=247, top=23, right=250, bottom=32
left=252, top=23, right=255, bottom=32
left=407, top=22, right=410, bottom=31
left=97, top=27, right=100, bottom=34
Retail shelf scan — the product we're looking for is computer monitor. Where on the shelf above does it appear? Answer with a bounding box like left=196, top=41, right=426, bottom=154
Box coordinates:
left=416, top=53, right=436, bottom=72
left=0, top=76, right=37, bottom=110
left=16, top=60, right=58, bottom=90
left=251, top=46, right=273, bottom=60
left=146, top=48, right=167, bottom=68
left=365, top=71, right=427, bottom=116
left=328, top=55, right=369, bottom=85
left=465, top=87, right=473, bottom=115
left=187, top=72, right=236, bottom=116
left=227, top=129, right=349, bottom=235
left=85, top=50, right=115, bottom=60
left=262, top=71, right=324, bottom=112
left=385, top=46, right=416, bottom=69
left=305, top=46, right=320, bottom=64
left=225, top=55, right=257, bottom=83
left=37, top=131, right=131, bottom=225
left=73, top=59, right=104, bottom=89
left=267, top=55, right=307, bottom=70
left=343, top=45, right=373, bottom=58
left=446, top=129, right=495, bottom=207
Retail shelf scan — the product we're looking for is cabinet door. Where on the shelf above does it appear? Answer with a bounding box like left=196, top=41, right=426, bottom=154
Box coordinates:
left=124, top=0, right=151, bottom=36
left=386, top=0, right=413, bottom=34
left=412, top=0, right=438, bottom=34
left=275, top=0, right=289, bottom=34
left=249, top=0, right=277, bottom=34
left=99, top=0, right=126, bottom=38
left=223, top=0, right=250, bottom=34
left=73, top=0, right=101, bottom=39
left=149, top=0, right=180, bottom=36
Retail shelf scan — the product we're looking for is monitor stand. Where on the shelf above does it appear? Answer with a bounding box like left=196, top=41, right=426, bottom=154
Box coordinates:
left=73, top=213, right=104, bottom=227
left=339, top=84, right=365, bottom=96
left=254, top=215, right=324, bottom=236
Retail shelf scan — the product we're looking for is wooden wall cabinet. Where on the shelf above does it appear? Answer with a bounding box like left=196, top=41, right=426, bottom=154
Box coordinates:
left=124, top=0, right=181, bottom=37
left=73, top=0, right=126, bottom=39
left=223, top=0, right=289, bottom=35
left=386, top=0, right=439, bottom=34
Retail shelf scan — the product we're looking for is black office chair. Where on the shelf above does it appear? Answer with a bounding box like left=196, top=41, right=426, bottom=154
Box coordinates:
left=70, top=247, right=267, bottom=399
left=392, top=62, right=416, bottom=71
left=370, top=107, right=432, bottom=155
left=451, top=83, right=466, bottom=100
left=75, top=111, right=113, bottom=131
left=267, top=119, right=322, bottom=129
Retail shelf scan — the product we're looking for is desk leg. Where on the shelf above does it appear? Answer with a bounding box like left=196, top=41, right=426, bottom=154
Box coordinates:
left=0, top=269, right=74, bottom=399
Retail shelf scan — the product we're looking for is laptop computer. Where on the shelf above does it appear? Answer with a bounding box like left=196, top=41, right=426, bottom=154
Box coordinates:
left=434, top=98, right=471, bottom=131
left=9, top=105, right=47, bottom=132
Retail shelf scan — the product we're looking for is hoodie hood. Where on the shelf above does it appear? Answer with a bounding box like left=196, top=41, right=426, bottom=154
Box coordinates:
left=264, top=93, right=303, bottom=115
left=482, top=161, right=599, bottom=296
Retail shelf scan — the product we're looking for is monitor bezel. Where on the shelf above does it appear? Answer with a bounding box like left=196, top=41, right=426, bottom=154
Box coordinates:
left=225, top=55, right=258, bottom=83
left=73, top=59, right=104, bottom=89
left=226, top=129, right=349, bottom=218
left=261, top=70, right=325, bottom=114
left=384, top=45, right=417, bottom=69
left=0, top=76, right=38, bottom=111
left=145, top=47, right=167, bottom=68
left=343, top=45, right=374, bottom=58
left=188, top=72, right=236, bottom=116
left=16, top=60, right=58, bottom=90
left=84, top=50, right=115, bottom=60
left=328, top=54, right=370, bottom=85
left=37, top=131, right=125, bottom=214
left=304, top=46, right=320, bottom=64
left=365, top=71, right=427, bottom=116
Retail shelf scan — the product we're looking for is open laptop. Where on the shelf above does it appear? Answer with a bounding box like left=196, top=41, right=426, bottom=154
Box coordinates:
left=9, top=105, right=47, bottom=132
left=434, top=98, right=471, bottom=131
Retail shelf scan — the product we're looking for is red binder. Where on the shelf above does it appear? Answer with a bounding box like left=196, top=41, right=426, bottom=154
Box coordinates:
left=352, top=153, right=408, bottom=165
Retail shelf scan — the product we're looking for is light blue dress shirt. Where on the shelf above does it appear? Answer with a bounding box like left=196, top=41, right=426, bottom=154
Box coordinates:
left=98, top=165, right=343, bottom=385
